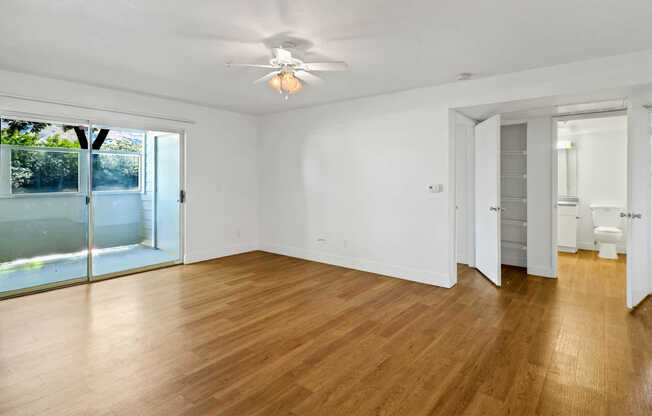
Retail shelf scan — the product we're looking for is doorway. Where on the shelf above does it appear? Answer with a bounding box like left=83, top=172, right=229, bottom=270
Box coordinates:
left=0, top=113, right=184, bottom=298
left=452, top=97, right=651, bottom=308
left=554, top=113, right=628, bottom=297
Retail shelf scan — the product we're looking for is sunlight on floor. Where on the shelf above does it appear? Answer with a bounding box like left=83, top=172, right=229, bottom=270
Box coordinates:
left=0, top=245, right=178, bottom=293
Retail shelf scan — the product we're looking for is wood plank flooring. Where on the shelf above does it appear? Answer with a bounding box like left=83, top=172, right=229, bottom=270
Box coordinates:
left=0, top=250, right=651, bottom=415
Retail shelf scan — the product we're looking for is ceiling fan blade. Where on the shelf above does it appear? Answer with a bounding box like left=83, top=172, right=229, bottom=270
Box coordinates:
left=253, top=71, right=280, bottom=84
left=226, top=63, right=277, bottom=69
left=301, top=62, right=348, bottom=71
left=294, top=70, right=324, bottom=85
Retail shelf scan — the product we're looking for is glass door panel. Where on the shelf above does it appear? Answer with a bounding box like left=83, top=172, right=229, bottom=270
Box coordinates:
left=0, top=116, right=90, bottom=297
left=153, top=133, right=181, bottom=257
left=90, top=128, right=180, bottom=279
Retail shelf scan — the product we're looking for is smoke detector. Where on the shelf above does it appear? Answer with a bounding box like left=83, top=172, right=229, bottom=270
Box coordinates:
left=456, top=73, right=472, bottom=81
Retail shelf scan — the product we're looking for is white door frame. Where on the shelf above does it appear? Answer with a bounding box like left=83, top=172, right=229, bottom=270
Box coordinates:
left=449, top=110, right=478, bottom=287
left=453, top=112, right=478, bottom=267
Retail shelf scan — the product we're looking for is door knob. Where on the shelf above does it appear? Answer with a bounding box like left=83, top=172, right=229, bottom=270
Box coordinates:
left=620, top=212, right=630, bottom=218
left=489, top=206, right=500, bottom=212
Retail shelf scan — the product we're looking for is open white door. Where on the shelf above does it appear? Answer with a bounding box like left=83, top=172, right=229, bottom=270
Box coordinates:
left=475, top=115, right=502, bottom=286
left=626, top=104, right=651, bottom=308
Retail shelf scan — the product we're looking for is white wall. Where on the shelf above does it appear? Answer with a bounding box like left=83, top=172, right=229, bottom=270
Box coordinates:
left=259, top=49, right=652, bottom=288
left=0, top=69, right=259, bottom=264
left=559, top=121, right=628, bottom=252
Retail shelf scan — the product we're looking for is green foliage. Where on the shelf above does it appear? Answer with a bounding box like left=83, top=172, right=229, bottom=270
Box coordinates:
left=1, top=130, right=81, bottom=148
left=101, top=140, right=141, bottom=152
left=4, top=120, right=49, bottom=136
left=93, top=154, right=139, bottom=191
left=11, top=150, right=79, bottom=193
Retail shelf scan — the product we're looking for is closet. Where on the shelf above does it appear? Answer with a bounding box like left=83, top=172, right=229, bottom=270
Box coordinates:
left=500, top=123, right=527, bottom=267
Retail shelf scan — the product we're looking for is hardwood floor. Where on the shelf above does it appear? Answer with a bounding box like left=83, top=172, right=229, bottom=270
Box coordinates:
left=1, top=250, right=650, bottom=415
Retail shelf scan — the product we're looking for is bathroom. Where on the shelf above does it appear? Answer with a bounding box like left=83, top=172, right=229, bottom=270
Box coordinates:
left=556, top=114, right=628, bottom=262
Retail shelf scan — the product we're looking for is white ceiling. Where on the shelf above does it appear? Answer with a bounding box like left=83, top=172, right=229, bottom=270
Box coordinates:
left=2, top=0, right=652, bottom=114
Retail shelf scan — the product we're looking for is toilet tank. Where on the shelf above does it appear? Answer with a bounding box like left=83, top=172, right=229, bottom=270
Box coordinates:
left=590, top=204, right=623, bottom=228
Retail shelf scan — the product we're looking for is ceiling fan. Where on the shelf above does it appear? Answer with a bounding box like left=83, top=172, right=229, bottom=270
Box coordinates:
left=226, top=47, right=348, bottom=99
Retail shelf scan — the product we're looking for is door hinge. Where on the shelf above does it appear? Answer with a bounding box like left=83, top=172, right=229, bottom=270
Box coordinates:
left=179, top=190, right=186, bottom=204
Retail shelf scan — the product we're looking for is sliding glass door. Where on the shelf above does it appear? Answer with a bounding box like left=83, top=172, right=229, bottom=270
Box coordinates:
left=90, top=128, right=181, bottom=280
left=0, top=115, right=90, bottom=297
left=0, top=112, right=183, bottom=298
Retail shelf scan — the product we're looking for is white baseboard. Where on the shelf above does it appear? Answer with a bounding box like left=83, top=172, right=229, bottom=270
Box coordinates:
left=577, top=241, right=626, bottom=254
left=259, top=243, right=452, bottom=288
left=558, top=246, right=577, bottom=253
left=184, top=242, right=258, bottom=264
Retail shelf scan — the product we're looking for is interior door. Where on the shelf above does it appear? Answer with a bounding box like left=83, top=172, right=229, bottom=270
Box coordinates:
left=626, top=104, right=651, bottom=308
left=475, top=115, right=502, bottom=286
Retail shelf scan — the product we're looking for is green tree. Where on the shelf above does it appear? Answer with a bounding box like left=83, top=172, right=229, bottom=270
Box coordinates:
left=4, top=120, right=49, bottom=136
left=101, top=140, right=140, bottom=152
left=3, top=124, right=81, bottom=193
left=1, top=130, right=80, bottom=148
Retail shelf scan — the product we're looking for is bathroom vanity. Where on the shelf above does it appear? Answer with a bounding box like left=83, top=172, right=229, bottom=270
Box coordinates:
left=557, top=201, right=578, bottom=252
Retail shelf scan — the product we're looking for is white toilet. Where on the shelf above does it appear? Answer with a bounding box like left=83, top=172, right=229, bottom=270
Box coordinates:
left=590, top=204, right=624, bottom=259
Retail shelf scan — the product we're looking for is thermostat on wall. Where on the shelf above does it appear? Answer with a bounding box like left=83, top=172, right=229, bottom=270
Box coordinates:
left=428, top=184, right=443, bottom=193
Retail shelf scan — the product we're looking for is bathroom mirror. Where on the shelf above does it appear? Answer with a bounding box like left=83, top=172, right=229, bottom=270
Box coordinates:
left=557, top=140, right=577, bottom=199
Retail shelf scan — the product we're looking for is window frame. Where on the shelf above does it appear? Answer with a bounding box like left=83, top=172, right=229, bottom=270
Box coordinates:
left=2, top=146, right=145, bottom=197
left=91, top=149, right=144, bottom=194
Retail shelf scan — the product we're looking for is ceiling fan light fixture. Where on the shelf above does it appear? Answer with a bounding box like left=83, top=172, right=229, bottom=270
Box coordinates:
left=268, top=74, right=282, bottom=92
left=289, top=79, right=303, bottom=94
left=281, top=72, right=298, bottom=91
left=230, top=47, right=347, bottom=98
left=268, top=71, right=303, bottom=94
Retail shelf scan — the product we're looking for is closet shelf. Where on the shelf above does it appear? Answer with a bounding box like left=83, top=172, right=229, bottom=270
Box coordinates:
left=501, top=174, right=527, bottom=179
left=502, top=197, right=527, bottom=203
left=501, top=150, right=527, bottom=156
left=502, top=219, right=527, bottom=227
left=501, top=240, right=527, bottom=250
